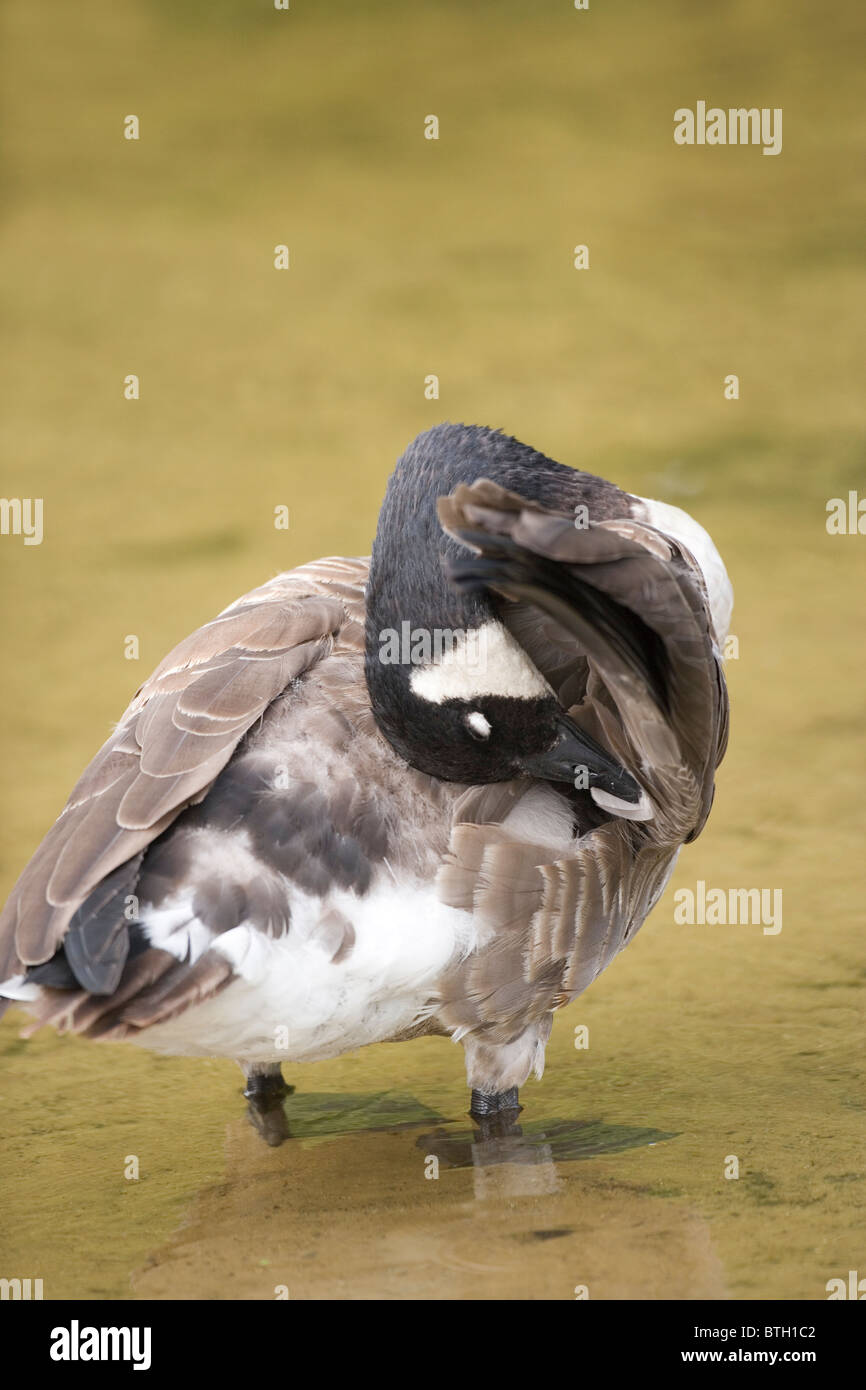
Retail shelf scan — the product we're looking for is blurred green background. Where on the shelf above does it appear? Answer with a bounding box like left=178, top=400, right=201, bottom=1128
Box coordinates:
left=1, top=0, right=864, bottom=1300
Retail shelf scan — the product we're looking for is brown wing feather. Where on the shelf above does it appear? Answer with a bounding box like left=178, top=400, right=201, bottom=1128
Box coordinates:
left=0, top=559, right=365, bottom=983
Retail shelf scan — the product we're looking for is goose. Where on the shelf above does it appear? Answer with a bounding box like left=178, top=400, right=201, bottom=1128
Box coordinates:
left=0, top=423, right=731, bottom=1142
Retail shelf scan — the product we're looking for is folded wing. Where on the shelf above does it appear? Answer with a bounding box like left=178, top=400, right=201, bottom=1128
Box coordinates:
left=0, top=566, right=354, bottom=998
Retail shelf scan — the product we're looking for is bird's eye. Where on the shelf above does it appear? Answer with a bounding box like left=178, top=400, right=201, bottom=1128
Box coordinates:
left=465, top=711, right=491, bottom=740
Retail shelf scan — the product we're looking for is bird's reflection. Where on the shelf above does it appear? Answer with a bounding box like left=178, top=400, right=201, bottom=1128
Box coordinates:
left=245, top=1089, right=293, bottom=1147
left=419, top=1116, right=560, bottom=1196
left=417, top=1114, right=677, bottom=1200
left=242, top=1083, right=677, bottom=1175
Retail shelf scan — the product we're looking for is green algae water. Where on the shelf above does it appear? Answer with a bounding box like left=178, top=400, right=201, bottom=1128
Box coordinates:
left=1, top=0, right=864, bottom=1300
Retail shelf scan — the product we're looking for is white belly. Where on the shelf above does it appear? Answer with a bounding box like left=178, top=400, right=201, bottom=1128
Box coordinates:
left=134, top=880, right=474, bottom=1063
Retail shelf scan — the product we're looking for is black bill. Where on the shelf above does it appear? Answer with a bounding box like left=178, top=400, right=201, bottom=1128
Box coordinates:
left=518, top=713, right=642, bottom=803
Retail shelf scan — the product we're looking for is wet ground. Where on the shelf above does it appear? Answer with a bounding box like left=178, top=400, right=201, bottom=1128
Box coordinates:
left=1, top=0, right=864, bottom=1299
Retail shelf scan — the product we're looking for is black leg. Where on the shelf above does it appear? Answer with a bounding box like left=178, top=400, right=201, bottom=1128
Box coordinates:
left=469, top=1086, right=523, bottom=1139
left=239, top=1062, right=294, bottom=1147
left=469, top=1086, right=520, bottom=1117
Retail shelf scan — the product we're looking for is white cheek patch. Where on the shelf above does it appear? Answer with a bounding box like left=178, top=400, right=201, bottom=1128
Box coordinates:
left=410, top=621, right=552, bottom=705
left=466, top=711, right=491, bottom=738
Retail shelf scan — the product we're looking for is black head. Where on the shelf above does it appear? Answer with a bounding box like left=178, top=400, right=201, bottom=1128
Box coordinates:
left=371, top=687, right=561, bottom=784
left=365, top=424, right=642, bottom=800
left=371, top=677, right=638, bottom=797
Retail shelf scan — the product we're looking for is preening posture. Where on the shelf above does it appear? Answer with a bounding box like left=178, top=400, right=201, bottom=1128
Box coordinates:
left=0, top=425, right=731, bottom=1142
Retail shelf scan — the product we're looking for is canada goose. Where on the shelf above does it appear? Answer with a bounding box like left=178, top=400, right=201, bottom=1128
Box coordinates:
left=0, top=424, right=731, bottom=1142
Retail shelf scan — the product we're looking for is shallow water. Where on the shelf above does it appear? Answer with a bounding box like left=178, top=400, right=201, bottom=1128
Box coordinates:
left=1, top=0, right=864, bottom=1300
left=2, top=887, right=863, bottom=1303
